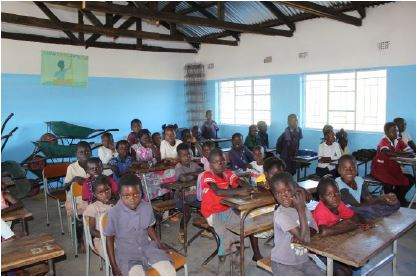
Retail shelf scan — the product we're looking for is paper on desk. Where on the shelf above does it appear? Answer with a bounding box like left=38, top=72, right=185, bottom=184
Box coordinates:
left=306, top=200, right=319, bottom=211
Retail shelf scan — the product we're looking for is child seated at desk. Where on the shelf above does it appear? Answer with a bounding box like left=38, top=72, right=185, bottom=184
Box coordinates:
left=131, top=130, right=157, bottom=164
left=109, top=140, right=134, bottom=183
left=82, top=158, right=119, bottom=204
left=257, top=121, right=269, bottom=149
left=181, top=128, right=201, bottom=157
left=244, top=124, right=261, bottom=151
left=229, top=132, right=254, bottom=171
left=393, top=117, right=415, bottom=153
left=83, top=175, right=115, bottom=257
left=269, top=172, right=322, bottom=276
left=98, top=132, right=117, bottom=176
left=249, top=146, right=264, bottom=185
left=104, top=174, right=174, bottom=276
left=201, top=148, right=262, bottom=262
left=160, top=126, right=182, bottom=162
left=371, top=122, right=414, bottom=206
left=127, top=118, right=142, bottom=146
left=313, top=176, right=373, bottom=275
left=174, top=143, right=203, bottom=243
left=316, top=125, right=342, bottom=178
left=337, top=154, right=400, bottom=220
left=200, top=140, right=215, bottom=171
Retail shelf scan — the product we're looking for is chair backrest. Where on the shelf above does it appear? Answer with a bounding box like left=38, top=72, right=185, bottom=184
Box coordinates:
left=99, top=213, right=111, bottom=275
left=42, top=163, right=70, bottom=180
left=82, top=214, right=96, bottom=252
left=69, top=182, right=83, bottom=217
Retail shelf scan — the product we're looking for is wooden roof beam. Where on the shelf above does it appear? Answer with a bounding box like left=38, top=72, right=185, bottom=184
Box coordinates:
left=178, top=1, right=217, bottom=15
left=261, top=1, right=295, bottom=31
left=1, top=31, right=197, bottom=53
left=278, top=1, right=362, bottom=26
left=1, top=12, right=237, bottom=46
left=47, top=1, right=293, bottom=36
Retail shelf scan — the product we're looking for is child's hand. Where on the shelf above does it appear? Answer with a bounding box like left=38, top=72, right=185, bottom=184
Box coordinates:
left=296, top=187, right=312, bottom=203
left=112, top=266, right=122, bottom=276
left=382, top=193, right=399, bottom=206
left=357, top=222, right=374, bottom=231
left=292, top=191, right=306, bottom=211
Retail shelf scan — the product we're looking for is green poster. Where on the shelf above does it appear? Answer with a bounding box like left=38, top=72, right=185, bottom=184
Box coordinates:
left=41, top=51, right=88, bottom=87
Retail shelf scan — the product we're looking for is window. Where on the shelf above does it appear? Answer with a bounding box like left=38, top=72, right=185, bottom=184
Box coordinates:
left=219, top=79, right=271, bottom=125
left=304, top=69, right=386, bottom=132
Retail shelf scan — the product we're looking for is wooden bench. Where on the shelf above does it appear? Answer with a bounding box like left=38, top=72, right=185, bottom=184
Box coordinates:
left=256, top=257, right=272, bottom=273
left=146, top=250, right=187, bottom=276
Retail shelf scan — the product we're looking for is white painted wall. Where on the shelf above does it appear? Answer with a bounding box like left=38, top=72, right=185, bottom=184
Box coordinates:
left=194, top=2, right=416, bottom=80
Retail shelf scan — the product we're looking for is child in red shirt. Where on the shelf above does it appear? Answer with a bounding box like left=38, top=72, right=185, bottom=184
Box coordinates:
left=313, top=176, right=372, bottom=275
left=200, top=148, right=262, bottom=262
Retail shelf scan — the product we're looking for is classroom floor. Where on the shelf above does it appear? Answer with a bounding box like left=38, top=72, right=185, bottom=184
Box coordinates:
left=13, top=194, right=417, bottom=276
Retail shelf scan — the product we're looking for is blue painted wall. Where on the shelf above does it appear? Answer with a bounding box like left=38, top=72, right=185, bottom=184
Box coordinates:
left=1, top=74, right=187, bottom=162
left=210, top=65, right=416, bottom=174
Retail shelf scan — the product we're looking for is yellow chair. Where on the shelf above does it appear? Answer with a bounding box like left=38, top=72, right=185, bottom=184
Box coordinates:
left=69, top=182, right=83, bottom=257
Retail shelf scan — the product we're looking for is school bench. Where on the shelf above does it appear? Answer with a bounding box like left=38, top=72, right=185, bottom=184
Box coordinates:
left=2, top=207, right=33, bottom=235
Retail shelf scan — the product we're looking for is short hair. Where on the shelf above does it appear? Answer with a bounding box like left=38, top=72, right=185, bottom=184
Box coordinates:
left=338, top=154, right=356, bottom=167
left=138, top=129, right=150, bottom=139
left=163, top=125, right=176, bottom=134
left=181, top=129, right=191, bottom=140
left=253, top=145, right=263, bottom=153
left=77, top=141, right=91, bottom=151
left=317, top=175, right=338, bottom=198
left=92, top=175, right=110, bottom=193
left=384, top=122, right=397, bottom=134
left=322, top=124, right=334, bottom=137
left=177, top=142, right=190, bottom=154
left=131, top=119, right=141, bottom=127
left=101, top=132, right=113, bottom=140
left=87, top=157, right=102, bottom=167
left=270, top=172, right=297, bottom=193
left=119, top=174, right=142, bottom=193
left=202, top=140, right=215, bottom=149
left=116, top=139, right=129, bottom=149
left=288, top=114, right=298, bottom=121
left=208, top=148, right=224, bottom=162
left=152, top=132, right=161, bottom=139
left=335, top=129, right=348, bottom=141
left=206, top=110, right=212, bottom=115
left=393, top=117, right=405, bottom=126
left=232, top=132, right=242, bottom=140
left=249, top=124, right=257, bottom=131
left=263, top=157, right=286, bottom=174
left=257, top=121, right=266, bottom=127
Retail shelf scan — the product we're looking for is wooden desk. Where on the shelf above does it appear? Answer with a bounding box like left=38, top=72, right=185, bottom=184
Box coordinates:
left=1, top=233, right=65, bottom=275
left=221, top=191, right=275, bottom=212
left=390, top=156, right=416, bottom=207
left=130, top=162, right=176, bottom=174
left=298, top=179, right=319, bottom=193
left=209, top=138, right=232, bottom=144
left=298, top=208, right=416, bottom=276
left=294, top=155, right=319, bottom=181
left=2, top=208, right=33, bottom=235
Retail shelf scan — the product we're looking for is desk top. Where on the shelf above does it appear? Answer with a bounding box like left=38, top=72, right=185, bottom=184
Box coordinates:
left=160, top=181, right=195, bottom=191
left=209, top=138, right=232, bottom=143
left=298, top=179, right=319, bottom=193
left=1, top=233, right=65, bottom=272
left=130, top=162, right=176, bottom=174
left=299, top=208, right=416, bottom=267
left=2, top=208, right=33, bottom=222
left=294, top=155, right=319, bottom=163
left=221, top=190, right=275, bottom=211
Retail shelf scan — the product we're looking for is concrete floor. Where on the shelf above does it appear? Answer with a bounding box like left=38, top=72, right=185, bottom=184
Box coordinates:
left=9, top=194, right=416, bottom=276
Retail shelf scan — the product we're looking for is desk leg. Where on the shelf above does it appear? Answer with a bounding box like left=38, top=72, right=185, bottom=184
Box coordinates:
left=297, top=168, right=300, bottom=181
left=327, top=257, right=333, bottom=276
left=47, top=259, right=54, bottom=276
left=392, top=239, right=398, bottom=275
left=182, top=189, right=188, bottom=256
left=240, top=231, right=244, bottom=276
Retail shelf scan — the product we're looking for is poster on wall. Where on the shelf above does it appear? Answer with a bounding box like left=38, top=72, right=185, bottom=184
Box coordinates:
left=41, top=50, right=88, bottom=87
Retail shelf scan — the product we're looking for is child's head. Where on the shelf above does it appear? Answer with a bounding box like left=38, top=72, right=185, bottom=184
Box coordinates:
left=322, top=125, right=335, bottom=145
left=202, top=141, right=215, bottom=158
left=206, top=110, right=213, bottom=120
left=138, top=129, right=151, bottom=147
left=270, top=172, right=297, bottom=208
left=253, top=146, right=264, bottom=162
left=393, top=117, right=406, bottom=133
left=86, top=157, right=103, bottom=178
left=92, top=175, right=112, bottom=204
left=231, top=133, right=243, bottom=150
left=177, top=143, right=191, bottom=166
left=116, top=140, right=129, bottom=158
left=317, top=176, right=341, bottom=209
left=181, top=129, right=192, bottom=144
left=384, top=122, right=398, bottom=141
left=257, top=121, right=267, bottom=133
left=338, top=155, right=357, bottom=185
left=288, top=114, right=298, bottom=129
left=130, top=119, right=142, bottom=133
left=335, top=129, right=348, bottom=149
left=152, top=132, right=161, bottom=147
left=248, top=125, right=258, bottom=137
left=191, top=126, right=199, bottom=137
left=209, top=148, right=226, bottom=174
left=76, top=141, right=92, bottom=163
left=164, top=126, right=176, bottom=145
left=263, top=157, right=286, bottom=181
left=119, top=174, right=142, bottom=210
left=101, top=133, right=114, bottom=148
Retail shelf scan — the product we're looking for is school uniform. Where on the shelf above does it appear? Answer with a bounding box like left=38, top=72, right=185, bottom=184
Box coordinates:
left=201, top=120, right=218, bottom=140
left=312, top=201, right=354, bottom=227
left=316, top=141, right=342, bottom=177
left=160, top=139, right=182, bottom=160
left=229, top=146, right=254, bottom=171
left=103, top=200, right=174, bottom=276
left=98, top=146, right=117, bottom=176
left=279, top=127, right=303, bottom=175
left=271, top=205, right=321, bottom=276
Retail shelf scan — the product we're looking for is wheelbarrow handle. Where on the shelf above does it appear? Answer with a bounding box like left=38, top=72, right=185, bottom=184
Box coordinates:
left=1, top=127, right=18, bottom=140
left=1, top=113, right=14, bottom=134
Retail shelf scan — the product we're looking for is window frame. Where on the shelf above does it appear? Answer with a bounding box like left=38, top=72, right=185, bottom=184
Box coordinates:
left=302, top=69, right=387, bottom=133
left=217, top=78, right=271, bottom=126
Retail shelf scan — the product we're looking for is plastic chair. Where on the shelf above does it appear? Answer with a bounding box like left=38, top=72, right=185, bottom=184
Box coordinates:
left=99, top=213, right=188, bottom=276
left=69, top=182, right=83, bottom=257
left=42, top=163, right=70, bottom=235
left=83, top=214, right=104, bottom=275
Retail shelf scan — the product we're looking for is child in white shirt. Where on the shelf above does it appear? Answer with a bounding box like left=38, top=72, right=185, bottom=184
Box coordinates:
left=316, top=125, right=342, bottom=177
left=160, top=126, right=182, bottom=161
left=98, top=133, right=117, bottom=176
